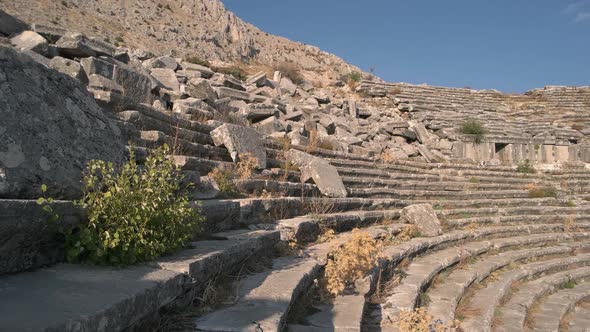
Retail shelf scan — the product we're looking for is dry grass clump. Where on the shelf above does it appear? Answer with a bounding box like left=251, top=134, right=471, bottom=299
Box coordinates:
left=275, top=62, right=304, bottom=84
left=564, top=216, right=578, bottom=232
left=380, top=150, right=396, bottom=163
left=397, top=308, right=453, bottom=332
left=208, top=168, right=237, bottom=197
left=395, top=225, right=421, bottom=242
left=236, top=153, right=258, bottom=180
left=183, top=55, right=210, bottom=67
left=325, top=229, right=381, bottom=295
left=527, top=183, right=558, bottom=198
left=307, top=129, right=335, bottom=151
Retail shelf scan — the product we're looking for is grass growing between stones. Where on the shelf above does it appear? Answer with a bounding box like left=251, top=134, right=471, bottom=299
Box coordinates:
left=208, top=167, right=238, bottom=198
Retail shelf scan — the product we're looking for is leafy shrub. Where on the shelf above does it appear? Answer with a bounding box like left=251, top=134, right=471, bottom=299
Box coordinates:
left=208, top=167, right=238, bottom=197
left=341, top=71, right=362, bottom=83
left=459, top=119, right=486, bottom=144
left=324, top=229, right=381, bottom=295
left=516, top=159, right=536, bottom=174
left=66, top=145, right=203, bottom=265
left=184, top=55, right=210, bottom=67
left=276, top=62, right=304, bottom=84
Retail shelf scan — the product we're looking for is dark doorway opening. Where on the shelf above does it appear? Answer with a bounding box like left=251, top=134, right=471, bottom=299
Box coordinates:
left=495, top=143, right=508, bottom=153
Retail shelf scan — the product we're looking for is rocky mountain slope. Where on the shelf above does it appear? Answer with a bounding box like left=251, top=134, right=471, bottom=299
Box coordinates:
left=0, top=0, right=365, bottom=84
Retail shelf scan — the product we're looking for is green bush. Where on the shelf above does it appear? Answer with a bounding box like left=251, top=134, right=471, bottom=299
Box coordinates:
left=516, top=159, right=536, bottom=174
left=341, top=71, right=362, bottom=83
left=460, top=119, right=486, bottom=144
left=66, top=145, right=203, bottom=265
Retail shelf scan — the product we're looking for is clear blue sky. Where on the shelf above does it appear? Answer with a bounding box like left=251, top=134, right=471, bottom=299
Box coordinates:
left=222, top=0, right=589, bottom=93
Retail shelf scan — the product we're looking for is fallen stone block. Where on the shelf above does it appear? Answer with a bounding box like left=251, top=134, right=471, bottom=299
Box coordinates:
left=10, top=30, right=48, bottom=55
left=255, top=117, right=286, bottom=135
left=286, top=149, right=348, bottom=198
left=151, top=68, right=180, bottom=92
left=400, top=204, right=443, bottom=237
left=88, top=74, right=124, bottom=94
left=80, top=56, right=115, bottom=79
left=55, top=32, right=115, bottom=58
left=210, top=123, right=267, bottom=168
left=181, top=61, right=214, bottom=78
left=214, top=86, right=252, bottom=102
left=186, top=77, right=217, bottom=101
left=145, top=55, right=178, bottom=70
left=412, top=123, right=432, bottom=144
left=245, top=71, right=267, bottom=87
left=49, top=56, right=89, bottom=84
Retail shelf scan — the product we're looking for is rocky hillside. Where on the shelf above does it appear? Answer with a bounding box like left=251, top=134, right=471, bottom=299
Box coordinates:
left=0, top=0, right=366, bottom=84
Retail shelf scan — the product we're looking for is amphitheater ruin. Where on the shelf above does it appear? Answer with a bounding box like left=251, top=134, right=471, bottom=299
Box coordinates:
left=1, top=8, right=590, bottom=332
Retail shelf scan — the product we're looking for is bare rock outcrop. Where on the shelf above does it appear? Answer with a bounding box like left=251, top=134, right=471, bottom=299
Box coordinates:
left=0, top=46, right=125, bottom=199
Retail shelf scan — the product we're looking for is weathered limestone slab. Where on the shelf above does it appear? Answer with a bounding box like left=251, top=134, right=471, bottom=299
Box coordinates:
left=210, top=124, right=267, bottom=168
left=181, top=62, right=214, bottom=78
left=10, top=30, right=48, bottom=55
left=245, top=71, right=267, bottom=86
left=145, top=55, right=178, bottom=70
left=150, top=68, right=179, bottom=92
left=186, top=77, right=217, bottom=101
left=0, top=46, right=125, bottom=199
left=286, top=149, right=348, bottom=198
left=412, top=123, right=432, bottom=144
left=88, top=74, right=124, bottom=94
left=214, top=86, right=252, bottom=102
left=49, top=56, right=88, bottom=84
left=55, top=32, right=115, bottom=58
left=80, top=56, right=115, bottom=79
left=255, top=116, right=285, bottom=135
left=400, top=204, right=442, bottom=236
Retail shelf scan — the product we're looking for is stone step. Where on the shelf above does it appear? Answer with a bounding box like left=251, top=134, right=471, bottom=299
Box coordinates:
left=529, top=282, right=590, bottom=332
left=568, top=304, right=590, bottom=332
left=458, top=253, right=590, bottom=332
left=171, top=154, right=234, bottom=174
left=446, top=214, right=590, bottom=228
left=495, top=267, right=590, bottom=331
left=117, top=110, right=213, bottom=146
left=438, top=205, right=590, bottom=220
left=193, top=256, right=321, bottom=332
left=276, top=209, right=403, bottom=243
left=0, top=229, right=279, bottom=332
left=361, top=224, right=590, bottom=328
left=376, top=233, right=590, bottom=327
left=194, top=224, right=397, bottom=332
left=342, top=177, right=526, bottom=191
left=136, top=130, right=231, bottom=162
left=426, top=241, right=590, bottom=325
left=349, top=188, right=530, bottom=200
left=335, top=165, right=543, bottom=184
left=234, top=178, right=319, bottom=198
